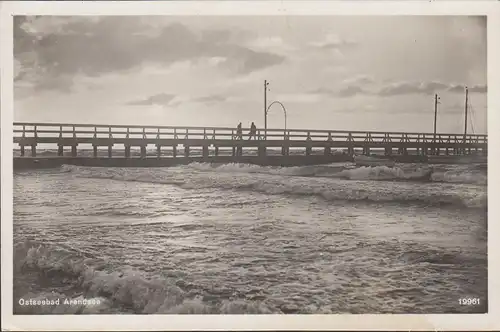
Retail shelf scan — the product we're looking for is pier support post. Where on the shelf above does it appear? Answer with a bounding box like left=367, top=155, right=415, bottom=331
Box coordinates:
left=258, top=146, right=266, bottom=158
left=347, top=145, right=354, bottom=156
left=172, top=145, right=177, bottom=158
left=58, top=144, right=64, bottom=157
left=156, top=145, right=161, bottom=158
left=184, top=145, right=190, bottom=157
left=436, top=148, right=440, bottom=156
left=20, top=145, right=25, bottom=157
left=363, top=146, right=371, bottom=156
left=282, top=144, right=289, bottom=156
left=140, top=145, right=147, bottom=159
left=202, top=145, right=209, bottom=159
left=237, top=146, right=243, bottom=157
left=108, top=145, right=113, bottom=158
left=214, top=146, right=219, bottom=156
left=125, top=145, right=131, bottom=158
left=93, top=145, right=98, bottom=158
left=71, top=145, right=77, bottom=157
left=31, top=144, right=37, bottom=157
left=385, top=147, right=392, bottom=156
left=306, top=145, right=312, bottom=156
left=232, top=146, right=236, bottom=157
left=324, top=146, right=331, bottom=156
left=445, top=147, right=449, bottom=155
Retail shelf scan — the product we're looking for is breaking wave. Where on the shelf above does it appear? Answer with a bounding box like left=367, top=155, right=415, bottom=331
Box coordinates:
left=57, top=164, right=487, bottom=209
left=183, top=162, right=486, bottom=185
left=14, top=242, right=279, bottom=314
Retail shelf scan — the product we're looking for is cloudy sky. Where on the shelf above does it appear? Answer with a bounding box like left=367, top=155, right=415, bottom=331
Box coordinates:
left=14, top=15, right=487, bottom=134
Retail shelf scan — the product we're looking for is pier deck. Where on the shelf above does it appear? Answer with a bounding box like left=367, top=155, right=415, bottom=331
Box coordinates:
left=13, top=122, right=487, bottom=168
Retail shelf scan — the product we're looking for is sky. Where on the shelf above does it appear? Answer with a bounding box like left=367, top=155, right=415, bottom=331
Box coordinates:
left=13, top=15, right=487, bottom=134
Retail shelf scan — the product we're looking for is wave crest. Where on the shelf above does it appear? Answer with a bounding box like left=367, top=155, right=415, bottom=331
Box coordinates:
left=14, top=242, right=278, bottom=314
left=58, top=163, right=487, bottom=209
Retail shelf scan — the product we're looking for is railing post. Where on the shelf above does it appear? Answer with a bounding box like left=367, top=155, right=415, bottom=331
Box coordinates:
left=108, top=127, right=113, bottom=158
left=306, top=131, right=312, bottom=156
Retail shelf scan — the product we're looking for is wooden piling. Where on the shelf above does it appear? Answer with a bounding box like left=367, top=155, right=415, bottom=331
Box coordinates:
left=258, top=146, right=266, bottom=158
left=156, top=145, right=161, bottom=158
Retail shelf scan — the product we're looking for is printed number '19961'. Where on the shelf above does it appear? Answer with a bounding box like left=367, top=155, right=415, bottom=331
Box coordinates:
left=459, top=298, right=480, bottom=305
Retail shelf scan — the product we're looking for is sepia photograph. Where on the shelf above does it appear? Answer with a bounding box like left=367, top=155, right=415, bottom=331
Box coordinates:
left=1, top=1, right=499, bottom=331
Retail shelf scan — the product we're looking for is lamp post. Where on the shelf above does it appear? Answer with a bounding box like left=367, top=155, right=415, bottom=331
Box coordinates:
left=264, top=80, right=269, bottom=139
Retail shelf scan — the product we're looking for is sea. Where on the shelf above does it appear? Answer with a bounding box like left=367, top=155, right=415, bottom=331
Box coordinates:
left=13, top=154, right=487, bottom=314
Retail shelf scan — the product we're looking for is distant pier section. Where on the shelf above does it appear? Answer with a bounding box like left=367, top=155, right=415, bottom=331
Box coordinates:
left=13, top=122, right=487, bottom=169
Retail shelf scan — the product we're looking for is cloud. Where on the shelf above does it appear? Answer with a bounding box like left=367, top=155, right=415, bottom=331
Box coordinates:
left=310, top=80, right=487, bottom=99
left=126, top=93, right=176, bottom=106
left=14, top=16, right=286, bottom=92
left=377, top=81, right=487, bottom=96
left=192, top=94, right=227, bottom=105
left=342, top=75, right=375, bottom=86
left=246, top=36, right=297, bottom=54
left=310, top=34, right=357, bottom=50
left=309, top=86, right=368, bottom=98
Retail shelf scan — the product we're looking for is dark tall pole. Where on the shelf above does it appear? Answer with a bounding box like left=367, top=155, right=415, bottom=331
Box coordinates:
left=464, top=87, right=469, bottom=138
left=433, top=93, right=439, bottom=139
left=264, top=80, right=268, bottom=139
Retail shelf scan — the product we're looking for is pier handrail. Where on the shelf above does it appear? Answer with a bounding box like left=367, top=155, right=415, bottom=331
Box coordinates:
left=13, top=122, right=487, bottom=141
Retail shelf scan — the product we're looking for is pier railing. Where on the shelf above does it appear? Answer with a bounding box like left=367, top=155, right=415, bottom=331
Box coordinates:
left=12, top=122, right=488, bottom=144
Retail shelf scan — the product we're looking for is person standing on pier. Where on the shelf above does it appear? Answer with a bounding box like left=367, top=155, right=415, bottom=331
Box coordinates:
left=248, top=122, right=257, bottom=140
left=236, top=122, right=243, bottom=140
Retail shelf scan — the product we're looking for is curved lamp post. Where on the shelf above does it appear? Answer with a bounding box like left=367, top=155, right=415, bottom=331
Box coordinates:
left=265, top=100, right=287, bottom=140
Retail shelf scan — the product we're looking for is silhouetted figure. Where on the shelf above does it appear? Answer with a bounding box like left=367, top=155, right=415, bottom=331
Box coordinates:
left=236, top=122, right=242, bottom=139
left=248, top=122, right=257, bottom=140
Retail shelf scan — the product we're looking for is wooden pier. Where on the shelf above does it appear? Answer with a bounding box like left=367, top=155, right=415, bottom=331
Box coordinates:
left=13, top=122, right=487, bottom=168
